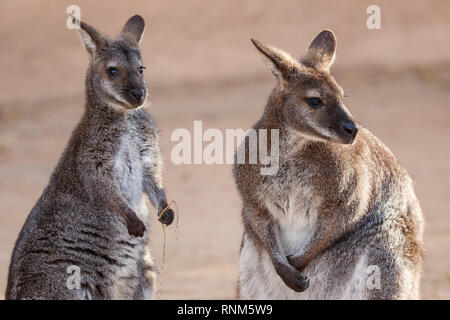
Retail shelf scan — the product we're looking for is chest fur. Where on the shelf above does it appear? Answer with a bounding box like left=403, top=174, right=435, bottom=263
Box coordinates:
left=113, top=121, right=148, bottom=209
left=258, top=159, right=322, bottom=255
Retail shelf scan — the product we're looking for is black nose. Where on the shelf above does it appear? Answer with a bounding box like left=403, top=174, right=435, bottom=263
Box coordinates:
left=130, top=88, right=145, bottom=101
left=342, top=121, right=358, bottom=138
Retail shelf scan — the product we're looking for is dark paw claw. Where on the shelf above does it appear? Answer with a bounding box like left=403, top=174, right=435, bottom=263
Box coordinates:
left=127, top=218, right=146, bottom=237
left=158, top=208, right=174, bottom=226
left=278, top=263, right=310, bottom=292
left=301, top=277, right=310, bottom=291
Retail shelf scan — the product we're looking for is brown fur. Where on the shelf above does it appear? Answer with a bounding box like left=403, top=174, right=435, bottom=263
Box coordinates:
left=234, top=30, right=424, bottom=299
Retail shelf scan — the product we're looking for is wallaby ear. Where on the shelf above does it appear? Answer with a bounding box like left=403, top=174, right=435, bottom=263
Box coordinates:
left=251, top=39, right=300, bottom=83
left=74, top=17, right=109, bottom=59
left=119, top=15, right=145, bottom=46
left=302, top=30, right=337, bottom=71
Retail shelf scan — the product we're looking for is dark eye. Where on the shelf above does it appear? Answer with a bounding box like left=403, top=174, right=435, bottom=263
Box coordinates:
left=107, top=67, right=119, bottom=78
left=139, top=66, right=146, bottom=74
left=305, top=97, right=324, bottom=109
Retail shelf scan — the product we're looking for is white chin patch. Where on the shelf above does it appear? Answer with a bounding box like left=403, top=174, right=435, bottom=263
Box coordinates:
left=101, top=79, right=128, bottom=107
left=308, top=118, right=338, bottom=141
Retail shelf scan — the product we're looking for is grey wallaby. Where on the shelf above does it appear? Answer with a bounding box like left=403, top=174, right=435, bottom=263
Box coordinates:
left=234, top=30, right=424, bottom=299
left=6, top=15, right=174, bottom=300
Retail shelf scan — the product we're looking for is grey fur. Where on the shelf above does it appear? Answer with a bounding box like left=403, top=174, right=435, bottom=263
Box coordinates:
left=6, top=15, right=174, bottom=300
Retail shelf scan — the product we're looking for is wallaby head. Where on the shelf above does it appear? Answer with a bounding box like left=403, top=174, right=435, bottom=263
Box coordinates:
left=252, top=30, right=358, bottom=144
left=75, top=15, right=147, bottom=110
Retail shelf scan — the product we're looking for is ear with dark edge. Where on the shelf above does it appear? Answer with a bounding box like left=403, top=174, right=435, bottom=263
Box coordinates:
left=119, top=15, right=145, bottom=46
left=250, top=38, right=300, bottom=84
left=302, top=30, right=337, bottom=71
left=74, top=17, right=109, bottom=59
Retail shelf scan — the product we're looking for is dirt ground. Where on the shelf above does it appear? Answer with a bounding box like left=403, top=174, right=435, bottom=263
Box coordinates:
left=0, top=0, right=449, bottom=299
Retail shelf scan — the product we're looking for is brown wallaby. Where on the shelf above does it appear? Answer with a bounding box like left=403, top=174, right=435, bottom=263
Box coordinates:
left=6, top=15, right=174, bottom=300
left=234, top=30, right=424, bottom=299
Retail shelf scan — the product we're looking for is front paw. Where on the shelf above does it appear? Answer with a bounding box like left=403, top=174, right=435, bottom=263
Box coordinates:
left=276, top=263, right=309, bottom=292
left=127, top=217, right=146, bottom=237
left=158, top=208, right=174, bottom=226
left=287, top=255, right=308, bottom=273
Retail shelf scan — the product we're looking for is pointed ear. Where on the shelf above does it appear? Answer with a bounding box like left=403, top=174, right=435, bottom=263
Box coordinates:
left=74, top=17, right=109, bottom=59
left=302, top=30, right=337, bottom=72
left=251, top=39, right=300, bottom=84
left=119, top=15, right=145, bottom=46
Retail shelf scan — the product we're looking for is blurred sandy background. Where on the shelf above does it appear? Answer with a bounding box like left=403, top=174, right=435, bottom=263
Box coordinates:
left=0, top=0, right=449, bottom=299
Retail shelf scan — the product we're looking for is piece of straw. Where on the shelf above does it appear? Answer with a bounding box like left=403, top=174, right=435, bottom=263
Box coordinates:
left=156, top=200, right=179, bottom=297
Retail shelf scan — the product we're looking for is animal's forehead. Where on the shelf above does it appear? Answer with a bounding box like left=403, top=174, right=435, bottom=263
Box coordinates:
left=103, top=42, right=141, bottom=66
left=294, top=70, right=344, bottom=96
